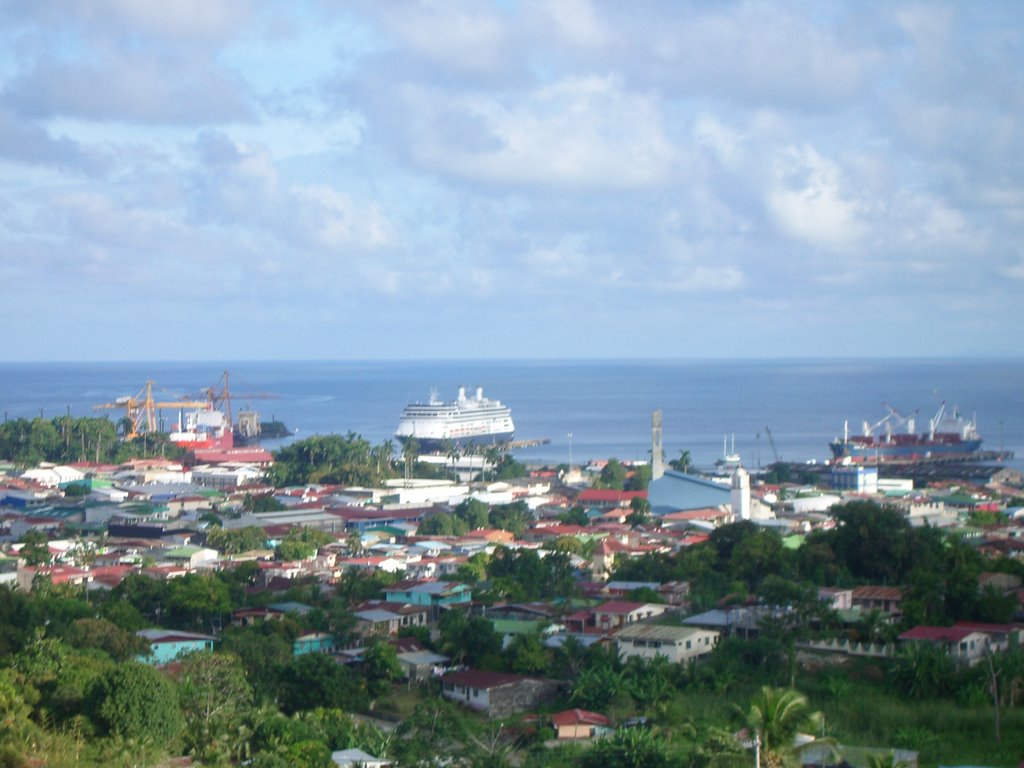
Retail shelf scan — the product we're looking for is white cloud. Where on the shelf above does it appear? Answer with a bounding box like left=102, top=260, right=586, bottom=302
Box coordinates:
left=663, top=265, right=745, bottom=293
left=2, top=0, right=1024, bottom=359
left=400, top=75, right=676, bottom=188
left=885, top=190, right=971, bottom=253
left=291, top=185, right=393, bottom=251
left=641, top=1, right=880, bottom=107
left=693, top=113, right=746, bottom=169
left=524, top=236, right=593, bottom=279
left=8, top=0, right=253, bottom=45
left=188, top=132, right=398, bottom=260
left=767, top=145, right=866, bottom=249
left=1001, top=256, right=1024, bottom=280
left=6, top=50, right=253, bottom=124
left=48, top=189, right=182, bottom=251
left=375, top=1, right=510, bottom=75
left=529, top=0, right=610, bottom=48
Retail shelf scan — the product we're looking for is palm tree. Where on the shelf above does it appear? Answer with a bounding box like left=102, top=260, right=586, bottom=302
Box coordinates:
left=741, top=687, right=837, bottom=768
left=581, top=727, right=670, bottom=768
left=890, top=642, right=956, bottom=698
left=554, top=633, right=588, bottom=677
left=401, top=438, right=420, bottom=484
left=444, top=440, right=460, bottom=481
left=371, top=439, right=395, bottom=484
left=346, top=531, right=365, bottom=557
left=855, top=608, right=890, bottom=645
left=669, top=449, right=692, bottom=473
left=483, top=443, right=503, bottom=481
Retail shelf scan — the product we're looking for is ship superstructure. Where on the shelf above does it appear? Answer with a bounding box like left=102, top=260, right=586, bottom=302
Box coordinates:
left=395, top=386, right=514, bottom=450
left=829, top=402, right=982, bottom=463
left=168, top=407, right=234, bottom=450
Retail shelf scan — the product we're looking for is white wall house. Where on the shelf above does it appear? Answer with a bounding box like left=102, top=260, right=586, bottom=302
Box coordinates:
left=615, top=624, right=720, bottom=664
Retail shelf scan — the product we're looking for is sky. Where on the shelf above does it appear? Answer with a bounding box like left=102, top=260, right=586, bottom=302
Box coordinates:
left=1, top=1, right=1022, bottom=361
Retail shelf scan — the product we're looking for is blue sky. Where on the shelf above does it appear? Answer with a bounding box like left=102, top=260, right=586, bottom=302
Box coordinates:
left=1, top=1, right=1022, bottom=361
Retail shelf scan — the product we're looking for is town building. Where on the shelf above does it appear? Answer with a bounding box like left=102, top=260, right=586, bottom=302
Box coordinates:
left=851, top=586, right=904, bottom=619
left=383, top=580, right=472, bottom=615
left=614, top=623, right=720, bottom=664
left=440, top=669, right=559, bottom=718
left=550, top=709, right=613, bottom=740
left=831, top=464, right=879, bottom=494
left=331, top=748, right=392, bottom=768
left=565, top=600, right=668, bottom=635
left=136, top=629, right=216, bottom=665
left=897, top=626, right=993, bottom=666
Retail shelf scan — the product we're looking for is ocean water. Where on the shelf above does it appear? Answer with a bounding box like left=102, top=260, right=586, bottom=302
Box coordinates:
left=1, top=359, right=1023, bottom=472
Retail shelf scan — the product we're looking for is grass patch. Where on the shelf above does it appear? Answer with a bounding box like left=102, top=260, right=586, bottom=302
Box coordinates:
left=800, top=663, right=1024, bottom=768
left=374, top=681, right=436, bottom=719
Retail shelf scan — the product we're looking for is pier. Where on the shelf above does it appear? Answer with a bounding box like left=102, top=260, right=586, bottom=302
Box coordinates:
left=509, top=438, right=550, bottom=449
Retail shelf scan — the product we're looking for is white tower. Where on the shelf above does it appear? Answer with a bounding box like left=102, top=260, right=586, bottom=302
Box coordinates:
left=651, top=410, right=665, bottom=480
left=731, top=465, right=751, bottom=521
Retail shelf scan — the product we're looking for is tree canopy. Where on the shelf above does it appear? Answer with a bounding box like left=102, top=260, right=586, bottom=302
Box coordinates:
left=93, top=661, right=185, bottom=744
left=0, top=415, right=188, bottom=466
left=267, top=433, right=397, bottom=487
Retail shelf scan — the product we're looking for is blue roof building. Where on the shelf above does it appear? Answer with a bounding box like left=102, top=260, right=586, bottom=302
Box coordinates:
left=294, top=632, right=337, bottom=656
left=136, top=629, right=216, bottom=665
left=647, top=470, right=731, bottom=515
left=384, top=580, right=472, bottom=612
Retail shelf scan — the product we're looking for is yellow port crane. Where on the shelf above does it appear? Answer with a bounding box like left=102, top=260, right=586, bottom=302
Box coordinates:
left=93, top=380, right=209, bottom=439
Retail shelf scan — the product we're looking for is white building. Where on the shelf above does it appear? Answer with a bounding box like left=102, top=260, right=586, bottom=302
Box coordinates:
left=381, top=478, right=469, bottom=506
left=332, top=749, right=392, bottom=768
left=831, top=465, right=879, bottom=494
left=20, top=464, right=85, bottom=488
left=731, top=467, right=750, bottom=520
left=191, top=464, right=264, bottom=489
left=614, top=623, right=720, bottom=664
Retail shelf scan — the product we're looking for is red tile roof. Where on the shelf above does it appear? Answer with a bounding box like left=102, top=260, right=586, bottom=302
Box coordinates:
left=442, top=669, right=535, bottom=690
left=192, top=448, right=273, bottom=463
left=595, top=600, right=650, bottom=615
left=529, top=524, right=590, bottom=537
left=595, top=539, right=628, bottom=554
left=899, top=626, right=978, bottom=643
left=661, top=507, right=730, bottom=521
left=551, top=709, right=611, bottom=727
left=851, top=586, right=903, bottom=601
left=952, top=621, right=1014, bottom=635
left=576, top=489, right=647, bottom=503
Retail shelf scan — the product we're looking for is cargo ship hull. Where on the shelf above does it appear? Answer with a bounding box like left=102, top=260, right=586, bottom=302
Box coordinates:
left=829, top=437, right=983, bottom=463
left=830, top=402, right=982, bottom=464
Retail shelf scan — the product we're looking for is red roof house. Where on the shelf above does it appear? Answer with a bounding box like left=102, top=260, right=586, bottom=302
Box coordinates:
left=550, top=709, right=613, bottom=739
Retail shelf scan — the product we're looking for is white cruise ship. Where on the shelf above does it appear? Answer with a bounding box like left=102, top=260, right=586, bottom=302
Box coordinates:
left=395, top=386, right=515, bottom=450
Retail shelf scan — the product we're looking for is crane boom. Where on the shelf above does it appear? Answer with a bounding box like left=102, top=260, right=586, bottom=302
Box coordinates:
left=92, top=380, right=156, bottom=438
left=94, top=381, right=213, bottom=439
left=764, top=425, right=780, bottom=463
left=95, top=371, right=277, bottom=442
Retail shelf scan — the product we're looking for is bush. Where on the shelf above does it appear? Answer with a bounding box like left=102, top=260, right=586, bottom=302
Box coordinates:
left=92, top=662, right=184, bottom=744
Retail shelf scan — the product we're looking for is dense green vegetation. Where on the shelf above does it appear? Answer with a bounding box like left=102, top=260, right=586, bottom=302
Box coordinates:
left=613, top=501, right=1022, bottom=624
left=266, top=433, right=399, bottom=487
left=594, top=458, right=652, bottom=490
left=0, top=415, right=184, bottom=465
left=265, top=434, right=528, bottom=488
left=418, top=499, right=533, bottom=537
